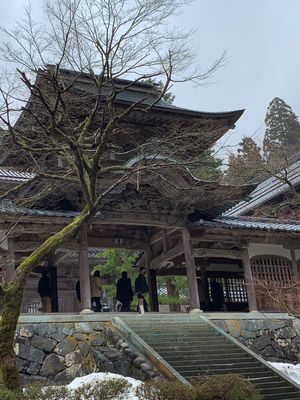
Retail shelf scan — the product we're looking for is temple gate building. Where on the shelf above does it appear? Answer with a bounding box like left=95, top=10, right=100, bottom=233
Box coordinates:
left=0, top=69, right=299, bottom=315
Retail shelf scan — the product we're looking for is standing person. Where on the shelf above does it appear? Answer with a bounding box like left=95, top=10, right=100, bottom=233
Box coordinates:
left=38, top=270, right=52, bottom=313
left=116, top=271, right=133, bottom=312
left=90, top=270, right=102, bottom=312
left=210, top=278, right=224, bottom=311
left=135, top=267, right=149, bottom=312
left=75, top=280, right=81, bottom=302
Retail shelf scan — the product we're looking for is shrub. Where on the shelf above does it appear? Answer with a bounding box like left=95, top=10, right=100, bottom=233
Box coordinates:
left=136, top=380, right=197, bottom=400
left=193, top=374, right=263, bottom=400
left=74, top=378, right=131, bottom=400
left=0, top=388, right=24, bottom=400
left=24, top=385, right=70, bottom=400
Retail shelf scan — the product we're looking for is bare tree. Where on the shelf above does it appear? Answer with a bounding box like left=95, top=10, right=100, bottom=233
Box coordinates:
left=0, top=0, right=228, bottom=389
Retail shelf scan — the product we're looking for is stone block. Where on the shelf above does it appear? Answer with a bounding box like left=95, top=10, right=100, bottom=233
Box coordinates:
left=17, top=358, right=30, bottom=373
left=275, top=327, right=297, bottom=340
left=55, top=336, right=78, bottom=356
left=56, top=323, right=75, bottom=336
left=27, top=361, right=41, bottom=375
left=31, top=336, right=57, bottom=353
left=40, top=354, right=66, bottom=377
left=78, top=341, right=90, bottom=357
left=17, top=344, right=45, bottom=364
left=140, top=362, right=152, bottom=372
left=74, top=322, right=93, bottom=334
left=55, top=364, right=83, bottom=384
left=65, top=350, right=82, bottom=367
left=114, top=359, right=131, bottom=376
left=91, top=322, right=104, bottom=331
left=293, top=318, right=300, bottom=336
left=133, top=356, right=146, bottom=367
left=73, top=333, right=88, bottom=341
left=266, top=320, right=288, bottom=330
left=88, top=332, right=106, bottom=346
left=226, top=320, right=241, bottom=337
left=51, top=332, right=66, bottom=342
left=214, top=320, right=229, bottom=333
left=244, top=320, right=267, bottom=332
left=253, top=335, right=272, bottom=351
left=35, top=324, right=57, bottom=337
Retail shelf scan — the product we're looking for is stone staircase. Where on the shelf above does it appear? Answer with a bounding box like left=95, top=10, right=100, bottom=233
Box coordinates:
left=122, top=316, right=300, bottom=400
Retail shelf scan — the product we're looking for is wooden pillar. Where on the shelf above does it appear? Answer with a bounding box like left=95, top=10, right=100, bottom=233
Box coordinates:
left=290, top=249, right=298, bottom=277
left=241, top=248, right=257, bottom=311
left=149, top=269, right=159, bottom=312
left=78, top=229, right=92, bottom=313
left=182, top=228, right=201, bottom=312
left=145, top=249, right=159, bottom=312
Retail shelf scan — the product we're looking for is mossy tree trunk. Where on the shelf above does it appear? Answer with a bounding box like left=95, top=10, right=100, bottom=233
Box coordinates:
left=0, top=207, right=91, bottom=389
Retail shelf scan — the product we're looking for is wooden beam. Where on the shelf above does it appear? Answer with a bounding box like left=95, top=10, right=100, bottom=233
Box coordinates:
left=162, top=229, right=168, bottom=253
left=194, top=248, right=243, bottom=259
left=149, top=241, right=184, bottom=268
left=148, top=228, right=179, bottom=245
left=87, top=237, right=148, bottom=250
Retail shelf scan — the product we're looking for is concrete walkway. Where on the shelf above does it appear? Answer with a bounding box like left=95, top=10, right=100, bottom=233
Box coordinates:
left=16, top=311, right=294, bottom=324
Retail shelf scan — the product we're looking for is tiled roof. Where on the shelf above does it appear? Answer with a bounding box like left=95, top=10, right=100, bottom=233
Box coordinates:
left=0, top=168, right=34, bottom=182
left=58, top=68, right=244, bottom=121
left=224, top=160, right=300, bottom=217
left=0, top=200, right=79, bottom=218
left=194, top=215, right=300, bottom=233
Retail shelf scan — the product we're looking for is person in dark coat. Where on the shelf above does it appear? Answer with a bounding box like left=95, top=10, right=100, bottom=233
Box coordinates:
left=135, top=267, right=149, bottom=312
left=76, top=280, right=81, bottom=303
left=116, top=271, right=133, bottom=312
left=38, top=270, right=52, bottom=313
left=210, top=278, right=224, bottom=311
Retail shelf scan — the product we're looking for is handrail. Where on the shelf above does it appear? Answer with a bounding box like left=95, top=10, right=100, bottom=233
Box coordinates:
left=111, top=316, right=190, bottom=386
left=200, top=315, right=300, bottom=390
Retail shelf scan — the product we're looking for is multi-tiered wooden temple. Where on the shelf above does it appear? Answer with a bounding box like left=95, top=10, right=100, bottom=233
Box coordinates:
left=0, top=70, right=300, bottom=314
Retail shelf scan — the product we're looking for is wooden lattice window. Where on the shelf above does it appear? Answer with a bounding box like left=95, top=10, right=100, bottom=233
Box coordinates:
left=251, top=255, right=292, bottom=286
left=208, top=275, right=248, bottom=305
left=251, top=255, right=300, bottom=312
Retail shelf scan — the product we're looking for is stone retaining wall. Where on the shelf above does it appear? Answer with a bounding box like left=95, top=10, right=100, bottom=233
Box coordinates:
left=15, top=322, right=159, bottom=385
left=213, top=318, right=300, bottom=363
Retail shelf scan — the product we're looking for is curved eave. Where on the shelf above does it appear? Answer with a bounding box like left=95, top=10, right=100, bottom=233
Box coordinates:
left=102, top=96, right=244, bottom=124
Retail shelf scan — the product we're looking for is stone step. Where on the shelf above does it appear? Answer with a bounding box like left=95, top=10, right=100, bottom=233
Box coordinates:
left=136, top=333, right=223, bottom=340
left=170, top=360, right=262, bottom=369
left=120, top=317, right=300, bottom=398
left=185, top=369, right=275, bottom=379
left=259, top=386, right=299, bottom=395
left=156, top=348, right=246, bottom=356
left=262, top=393, right=300, bottom=399
left=150, top=342, right=239, bottom=351
left=176, top=365, right=271, bottom=376
left=164, top=352, right=253, bottom=363
left=141, top=337, right=228, bottom=345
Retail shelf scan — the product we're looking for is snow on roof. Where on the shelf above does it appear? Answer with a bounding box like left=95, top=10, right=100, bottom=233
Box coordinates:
left=0, top=168, right=34, bottom=182
left=224, top=159, right=300, bottom=217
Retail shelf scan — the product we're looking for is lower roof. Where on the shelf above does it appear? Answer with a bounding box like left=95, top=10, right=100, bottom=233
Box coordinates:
left=194, top=215, right=300, bottom=233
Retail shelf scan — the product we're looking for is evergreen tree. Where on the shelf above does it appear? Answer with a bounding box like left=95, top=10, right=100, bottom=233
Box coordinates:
left=263, top=97, right=300, bottom=157
left=142, top=79, right=175, bottom=104
left=192, top=149, right=223, bottom=181
left=226, top=137, right=263, bottom=184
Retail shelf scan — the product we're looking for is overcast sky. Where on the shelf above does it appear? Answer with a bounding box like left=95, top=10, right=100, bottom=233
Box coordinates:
left=0, top=0, right=299, bottom=157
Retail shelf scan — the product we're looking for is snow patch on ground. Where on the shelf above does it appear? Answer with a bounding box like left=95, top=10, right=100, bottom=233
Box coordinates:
left=270, top=362, right=300, bottom=385
left=68, top=372, right=142, bottom=400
